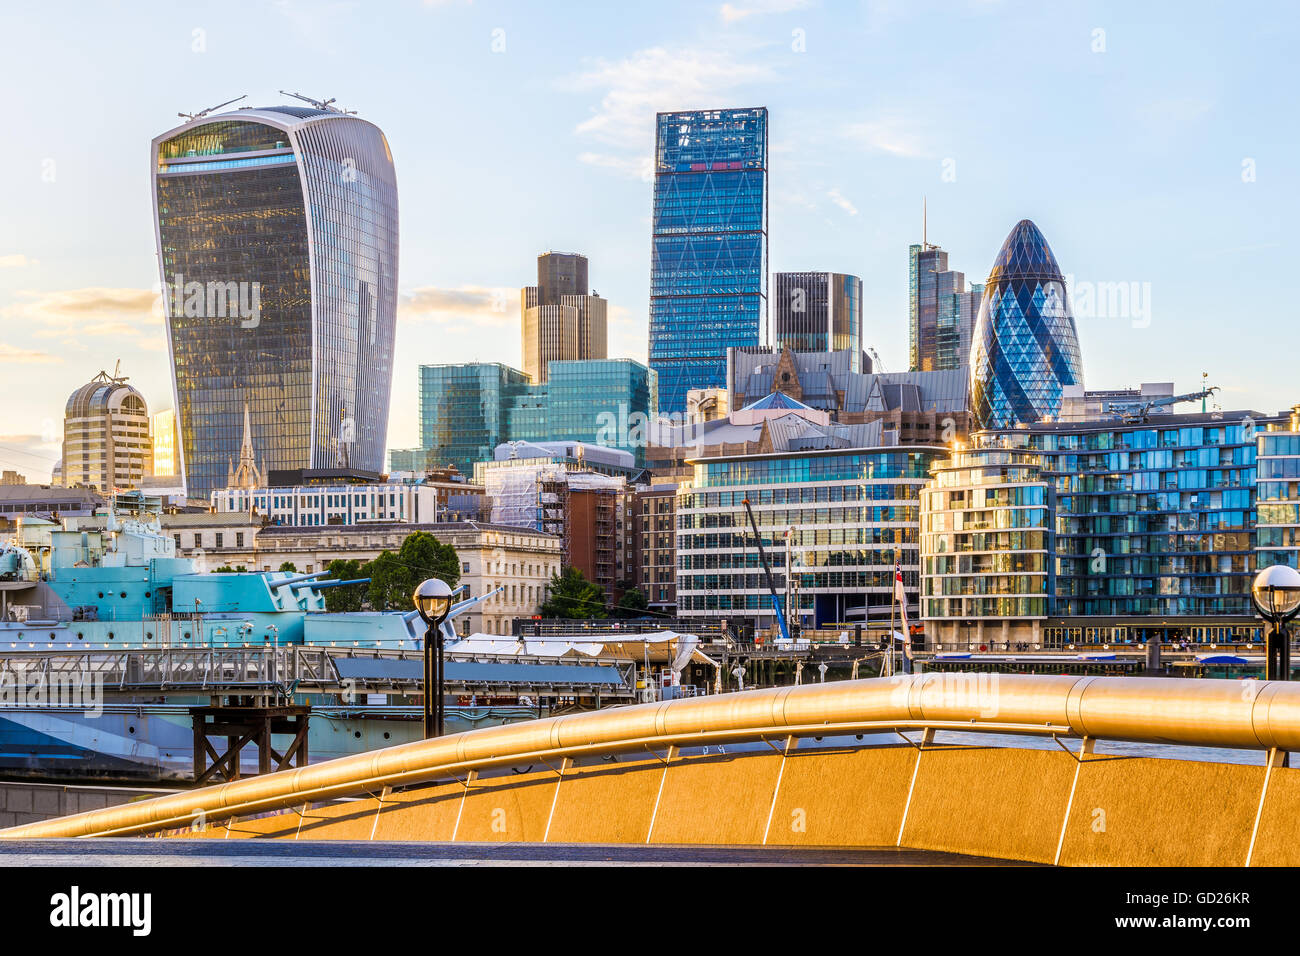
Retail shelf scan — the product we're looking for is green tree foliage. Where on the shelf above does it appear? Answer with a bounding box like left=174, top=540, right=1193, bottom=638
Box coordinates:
left=323, top=558, right=366, bottom=612
left=364, top=531, right=462, bottom=611
left=278, top=561, right=298, bottom=573
left=616, top=587, right=649, bottom=618
left=538, top=566, right=606, bottom=619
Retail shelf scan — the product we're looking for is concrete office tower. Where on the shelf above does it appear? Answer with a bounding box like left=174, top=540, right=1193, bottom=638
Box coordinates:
left=152, top=101, right=399, bottom=500
left=772, top=271, right=863, bottom=371
left=521, top=252, right=607, bottom=384
left=63, top=369, right=150, bottom=492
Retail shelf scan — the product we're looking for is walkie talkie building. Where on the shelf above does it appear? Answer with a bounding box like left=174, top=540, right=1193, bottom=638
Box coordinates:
left=151, top=104, right=399, bottom=499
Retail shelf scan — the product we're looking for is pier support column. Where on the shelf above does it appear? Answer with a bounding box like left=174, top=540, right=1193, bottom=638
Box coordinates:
left=191, top=705, right=311, bottom=786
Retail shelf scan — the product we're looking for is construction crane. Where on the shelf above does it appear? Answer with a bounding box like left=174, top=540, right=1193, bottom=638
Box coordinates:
left=178, top=94, right=247, bottom=122
left=741, top=498, right=793, bottom=644
left=866, top=348, right=886, bottom=373
left=279, top=91, right=356, bottom=115
left=1105, top=387, right=1219, bottom=423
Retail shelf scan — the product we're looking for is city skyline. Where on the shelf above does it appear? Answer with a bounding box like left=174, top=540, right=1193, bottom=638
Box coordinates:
left=0, top=0, right=1295, bottom=482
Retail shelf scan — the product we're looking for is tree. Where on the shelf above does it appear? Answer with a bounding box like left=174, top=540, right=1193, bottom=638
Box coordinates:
left=616, top=587, right=649, bottom=618
left=323, top=558, right=366, bottom=612
left=364, top=531, right=461, bottom=611
left=538, top=566, right=606, bottom=619
left=278, top=561, right=298, bottom=573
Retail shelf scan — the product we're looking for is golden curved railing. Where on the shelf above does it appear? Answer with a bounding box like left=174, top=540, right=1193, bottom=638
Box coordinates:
left=3, top=673, right=1298, bottom=840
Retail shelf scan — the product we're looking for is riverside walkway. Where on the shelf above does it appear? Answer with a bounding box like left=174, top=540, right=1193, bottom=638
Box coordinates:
left=6, top=673, right=1300, bottom=866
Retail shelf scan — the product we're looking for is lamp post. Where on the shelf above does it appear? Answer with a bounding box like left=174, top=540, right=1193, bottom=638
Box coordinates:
left=413, top=578, right=454, bottom=738
left=1251, top=565, right=1300, bottom=682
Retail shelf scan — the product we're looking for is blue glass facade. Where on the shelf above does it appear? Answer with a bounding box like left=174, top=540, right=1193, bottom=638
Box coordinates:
left=970, top=220, right=1084, bottom=428
left=1256, top=418, right=1300, bottom=570
left=676, top=447, right=946, bottom=627
left=395, top=359, right=657, bottom=476
left=649, top=108, right=768, bottom=414
left=408, top=363, right=531, bottom=477
left=985, top=415, right=1268, bottom=618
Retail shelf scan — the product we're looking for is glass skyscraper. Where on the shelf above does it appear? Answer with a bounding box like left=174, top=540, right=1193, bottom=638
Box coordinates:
left=649, top=108, right=768, bottom=415
left=771, top=272, right=863, bottom=370
left=152, top=105, right=399, bottom=500
left=908, top=244, right=981, bottom=373
left=969, top=220, right=1084, bottom=428
left=394, top=359, right=657, bottom=476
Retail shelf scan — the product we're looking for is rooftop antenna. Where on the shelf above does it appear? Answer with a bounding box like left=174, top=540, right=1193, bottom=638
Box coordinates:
left=923, top=196, right=927, bottom=248
left=178, top=94, right=247, bottom=122
left=279, top=90, right=356, bottom=115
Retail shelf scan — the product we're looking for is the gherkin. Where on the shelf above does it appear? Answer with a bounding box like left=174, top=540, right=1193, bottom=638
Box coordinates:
left=969, top=220, right=1084, bottom=429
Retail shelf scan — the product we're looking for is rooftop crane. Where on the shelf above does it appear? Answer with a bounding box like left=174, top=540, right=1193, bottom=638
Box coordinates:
left=279, top=91, right=356, bottom=115
left=1105, top=387, right=1219, bottom=423
left=178, top=94, right=247, bottom=122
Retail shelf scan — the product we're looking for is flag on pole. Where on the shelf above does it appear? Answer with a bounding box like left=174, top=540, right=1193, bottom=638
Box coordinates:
left=894, top=563, right=913, bottom=660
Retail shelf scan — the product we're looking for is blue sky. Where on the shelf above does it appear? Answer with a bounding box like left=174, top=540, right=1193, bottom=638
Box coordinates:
left=0, top=0, right=1296, bottom=481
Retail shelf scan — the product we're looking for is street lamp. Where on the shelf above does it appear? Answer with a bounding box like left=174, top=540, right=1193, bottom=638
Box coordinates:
left=413, top=578, right=454, bottom=737
left=1251, top=565, right=1300, bottom=681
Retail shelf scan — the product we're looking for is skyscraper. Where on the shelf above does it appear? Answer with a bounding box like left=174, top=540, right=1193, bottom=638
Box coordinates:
left=521, top=252, right=607, bottom=384
left=969, top=219, right=1084, bottom=428
left=152, top=102, right=399, bottom=500
left=649, top=107, right=768, bottom=415
left=908, top=242, right=983, bottom=372
left=63, top=369, right=150, bottom=492
left=772, top=271, right=863, bottom=369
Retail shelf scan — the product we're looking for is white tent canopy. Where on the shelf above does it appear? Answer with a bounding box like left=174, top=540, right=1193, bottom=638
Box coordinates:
left=447, top=630, right=718, bottom=672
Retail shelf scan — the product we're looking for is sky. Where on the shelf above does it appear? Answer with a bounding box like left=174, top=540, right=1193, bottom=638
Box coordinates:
left=0, top=0, right=1296, bottom=482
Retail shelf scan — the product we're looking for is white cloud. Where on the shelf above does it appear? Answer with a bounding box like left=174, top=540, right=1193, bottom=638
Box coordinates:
left=578, top=152, right=654, bottom=181
left=0, top=255, right=34, bottom=268
left=565, top=47, right=776, bottom=175
left=1, top=287, right=162, bottom=339
left=398, top=285, right=518, bottom=328
left=827, top=187, right=858, bottom=216
left=842, top=117, right=928, bottom=158
left=0, top=344, right=60, bottom=364
left=720, top=0, right=811, bottom=23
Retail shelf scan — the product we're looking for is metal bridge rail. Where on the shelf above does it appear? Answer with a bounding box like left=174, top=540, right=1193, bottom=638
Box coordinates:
left=0, top=646, right=633, bottom=696
left=5, top=673, right=1300, bottom=840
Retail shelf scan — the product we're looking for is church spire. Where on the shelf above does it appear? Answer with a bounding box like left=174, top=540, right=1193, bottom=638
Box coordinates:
left=230, top=402, right=264, bottom=490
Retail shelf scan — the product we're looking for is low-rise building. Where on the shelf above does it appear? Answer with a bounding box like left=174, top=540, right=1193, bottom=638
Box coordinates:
left=211, top=468, right=486, bottom=527
left=252, top=521, right=561, bottom=634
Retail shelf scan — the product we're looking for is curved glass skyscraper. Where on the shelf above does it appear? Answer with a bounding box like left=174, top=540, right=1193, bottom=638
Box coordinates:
left=152, top=105, right=398, bottom=499
left=969, top=220, right=1083, bottom=429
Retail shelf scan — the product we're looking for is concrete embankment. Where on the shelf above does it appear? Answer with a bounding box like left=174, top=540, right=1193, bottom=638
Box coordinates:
left=0, top=781, right=173, bottom=828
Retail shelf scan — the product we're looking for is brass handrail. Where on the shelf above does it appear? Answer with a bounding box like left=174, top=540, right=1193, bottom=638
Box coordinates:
left=3, top=673, right=1299, bottom=840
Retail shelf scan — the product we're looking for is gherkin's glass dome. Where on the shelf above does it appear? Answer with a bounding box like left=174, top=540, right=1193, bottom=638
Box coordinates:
left=969, top=220, right=1084, bottom=429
